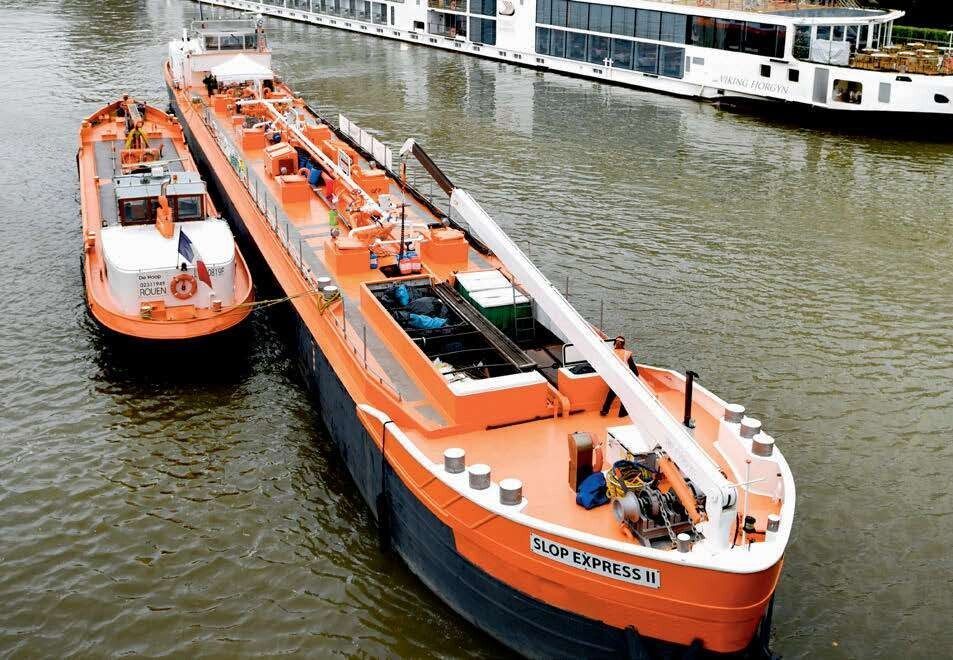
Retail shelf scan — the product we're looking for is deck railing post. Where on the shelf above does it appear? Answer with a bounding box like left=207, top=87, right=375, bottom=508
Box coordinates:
left=363, top=324, right=367, bottom=368
left=600, top=298, right=604, bottom=330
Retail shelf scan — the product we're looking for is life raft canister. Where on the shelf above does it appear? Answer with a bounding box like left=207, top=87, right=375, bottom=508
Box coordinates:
left=170, top=273, right=198, bottom=300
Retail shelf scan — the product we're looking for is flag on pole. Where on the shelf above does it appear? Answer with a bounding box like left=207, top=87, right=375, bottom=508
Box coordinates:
left=177, top=229, right=213, bottom=288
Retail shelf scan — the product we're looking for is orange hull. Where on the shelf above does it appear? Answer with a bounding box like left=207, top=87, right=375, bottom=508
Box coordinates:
left=165, top=46, right=790, bottom=654
left=77, top=99, right=253, bottom=341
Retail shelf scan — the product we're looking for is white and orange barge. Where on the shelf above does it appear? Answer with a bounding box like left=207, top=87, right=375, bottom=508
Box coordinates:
left=78, top=97, right=253, bottom=341
left=165, top=18, right=794, bottom=657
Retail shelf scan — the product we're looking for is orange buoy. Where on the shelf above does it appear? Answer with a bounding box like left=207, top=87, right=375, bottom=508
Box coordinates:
left=170, top=273, right=198, bottom=300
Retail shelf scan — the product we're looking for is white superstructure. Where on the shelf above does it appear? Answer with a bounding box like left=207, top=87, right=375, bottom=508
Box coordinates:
left=102, top=168, right=238, bottom=314
left=191, top=0, right=953, bottom=119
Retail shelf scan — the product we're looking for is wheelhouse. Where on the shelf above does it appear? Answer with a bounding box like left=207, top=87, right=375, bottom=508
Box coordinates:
left=191, top=19, right=262, bottom=51
left=113, top=170, right=207, bottom=227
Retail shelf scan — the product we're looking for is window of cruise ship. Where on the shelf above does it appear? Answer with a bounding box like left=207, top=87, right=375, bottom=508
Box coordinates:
left=568, top=31, right=587, bottom=59
left=551, top=0, right=568, bottom=27
left=589, top=35, right=609, bottom=63
left=428, top=10, right=466, bottom=37
left=611, top=7, right=634, bottom=36
left=660, top=45, right=684, bottom=77
left=660, top=12, right=686, bottom=44
left=714, top=19, right=743, bottom=51
left=471, top=0, right=496, bottom=17
left=568, top=2, right=588, bottom=31
left=636, top=42, right=658, bottom=73
left=611, top=38, right=632, bottom=68
left=536, top=0, right=551, bottom=24
left=793, top=25, right=810, bottom=60
left=470, top=17, right=496, bottom=44
left=833, top=79, right=862, bottom=104
left=589, top=4, right=611, bottom=34
left=635, top=9, right=660, bottom=40
left=551, top=29, right=566, bottom=57
left=536, top=26, right=550, bottom=52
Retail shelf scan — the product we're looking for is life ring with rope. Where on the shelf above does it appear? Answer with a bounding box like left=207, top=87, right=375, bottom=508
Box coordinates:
left=170, top=273, right=198, bottom=300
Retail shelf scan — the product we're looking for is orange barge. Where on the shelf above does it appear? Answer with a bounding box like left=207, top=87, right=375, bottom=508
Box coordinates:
left=78, top=96, right=253, bottom=340
left=165, top=18, right=794, bottom=657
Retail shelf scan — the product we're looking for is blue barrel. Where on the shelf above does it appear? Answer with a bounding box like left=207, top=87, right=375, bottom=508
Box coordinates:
left=308, top=167, right=320, bottom=186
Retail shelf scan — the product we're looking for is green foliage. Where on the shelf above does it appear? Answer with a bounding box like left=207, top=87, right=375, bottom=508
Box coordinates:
left=893, top=24, right=952, bottom=45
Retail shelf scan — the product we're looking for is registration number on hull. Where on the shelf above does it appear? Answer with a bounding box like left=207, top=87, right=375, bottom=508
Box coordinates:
left=530, top=534, right=661, bottom=589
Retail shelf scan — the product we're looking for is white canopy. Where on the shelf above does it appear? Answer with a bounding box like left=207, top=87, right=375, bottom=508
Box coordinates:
left=211, top=54, right=274, bottom=83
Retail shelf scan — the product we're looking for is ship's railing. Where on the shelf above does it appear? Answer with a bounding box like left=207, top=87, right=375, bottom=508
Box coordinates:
left=652, top=0, right=865, bottom=12
left=197, top=103, right=403, bottom=402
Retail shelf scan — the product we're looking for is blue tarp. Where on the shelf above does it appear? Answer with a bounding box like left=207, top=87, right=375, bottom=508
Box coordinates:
left=575, top=472, right=609, bottom=510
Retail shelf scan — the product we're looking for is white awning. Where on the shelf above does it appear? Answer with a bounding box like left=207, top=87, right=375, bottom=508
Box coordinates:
left=211, top=54, right=274, bottom=83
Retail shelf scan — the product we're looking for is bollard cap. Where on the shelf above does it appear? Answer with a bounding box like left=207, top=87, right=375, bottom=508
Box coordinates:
left=724, top=403, right=745, bottom=423
left=740, top=416, right=762, bottom=439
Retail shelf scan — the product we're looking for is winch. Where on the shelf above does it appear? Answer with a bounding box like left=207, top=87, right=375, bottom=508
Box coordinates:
left=609, top=451, right=705, bottom=550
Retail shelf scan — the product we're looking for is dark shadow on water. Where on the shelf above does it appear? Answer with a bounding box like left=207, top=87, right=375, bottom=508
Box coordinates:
left=86, top=314, right=258, bottom=387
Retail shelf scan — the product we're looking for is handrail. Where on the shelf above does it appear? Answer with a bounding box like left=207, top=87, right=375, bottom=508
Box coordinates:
left=196, top=101, right=403, bottom=402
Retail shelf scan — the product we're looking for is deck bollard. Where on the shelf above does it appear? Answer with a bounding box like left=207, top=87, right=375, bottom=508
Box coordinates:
left=468, top=464, right=490, bottom=490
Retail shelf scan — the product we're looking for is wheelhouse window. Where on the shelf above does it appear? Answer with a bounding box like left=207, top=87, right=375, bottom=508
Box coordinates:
left=176, top=196, right=203, bottom=220
left=220, top=33, right=245, bottom=50
left=121, top=199, right=150, bottom=225
left=204, top=35, right=219, bottom=50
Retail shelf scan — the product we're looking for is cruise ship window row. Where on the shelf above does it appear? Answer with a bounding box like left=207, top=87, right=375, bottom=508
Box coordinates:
left=426, top=0, right=497, bottom=43
left=535, top=0, right=786, bottom=59
left=536, top=27, right=685, bottom=78
left=426, top=0, right=497, bottom=19
left=271, top=0, right=395, bottom=21
left=427, top=12, right=496, bottom=43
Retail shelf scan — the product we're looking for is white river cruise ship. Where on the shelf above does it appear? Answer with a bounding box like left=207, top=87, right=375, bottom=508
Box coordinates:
left=189, top=0, right=953, bottom=122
